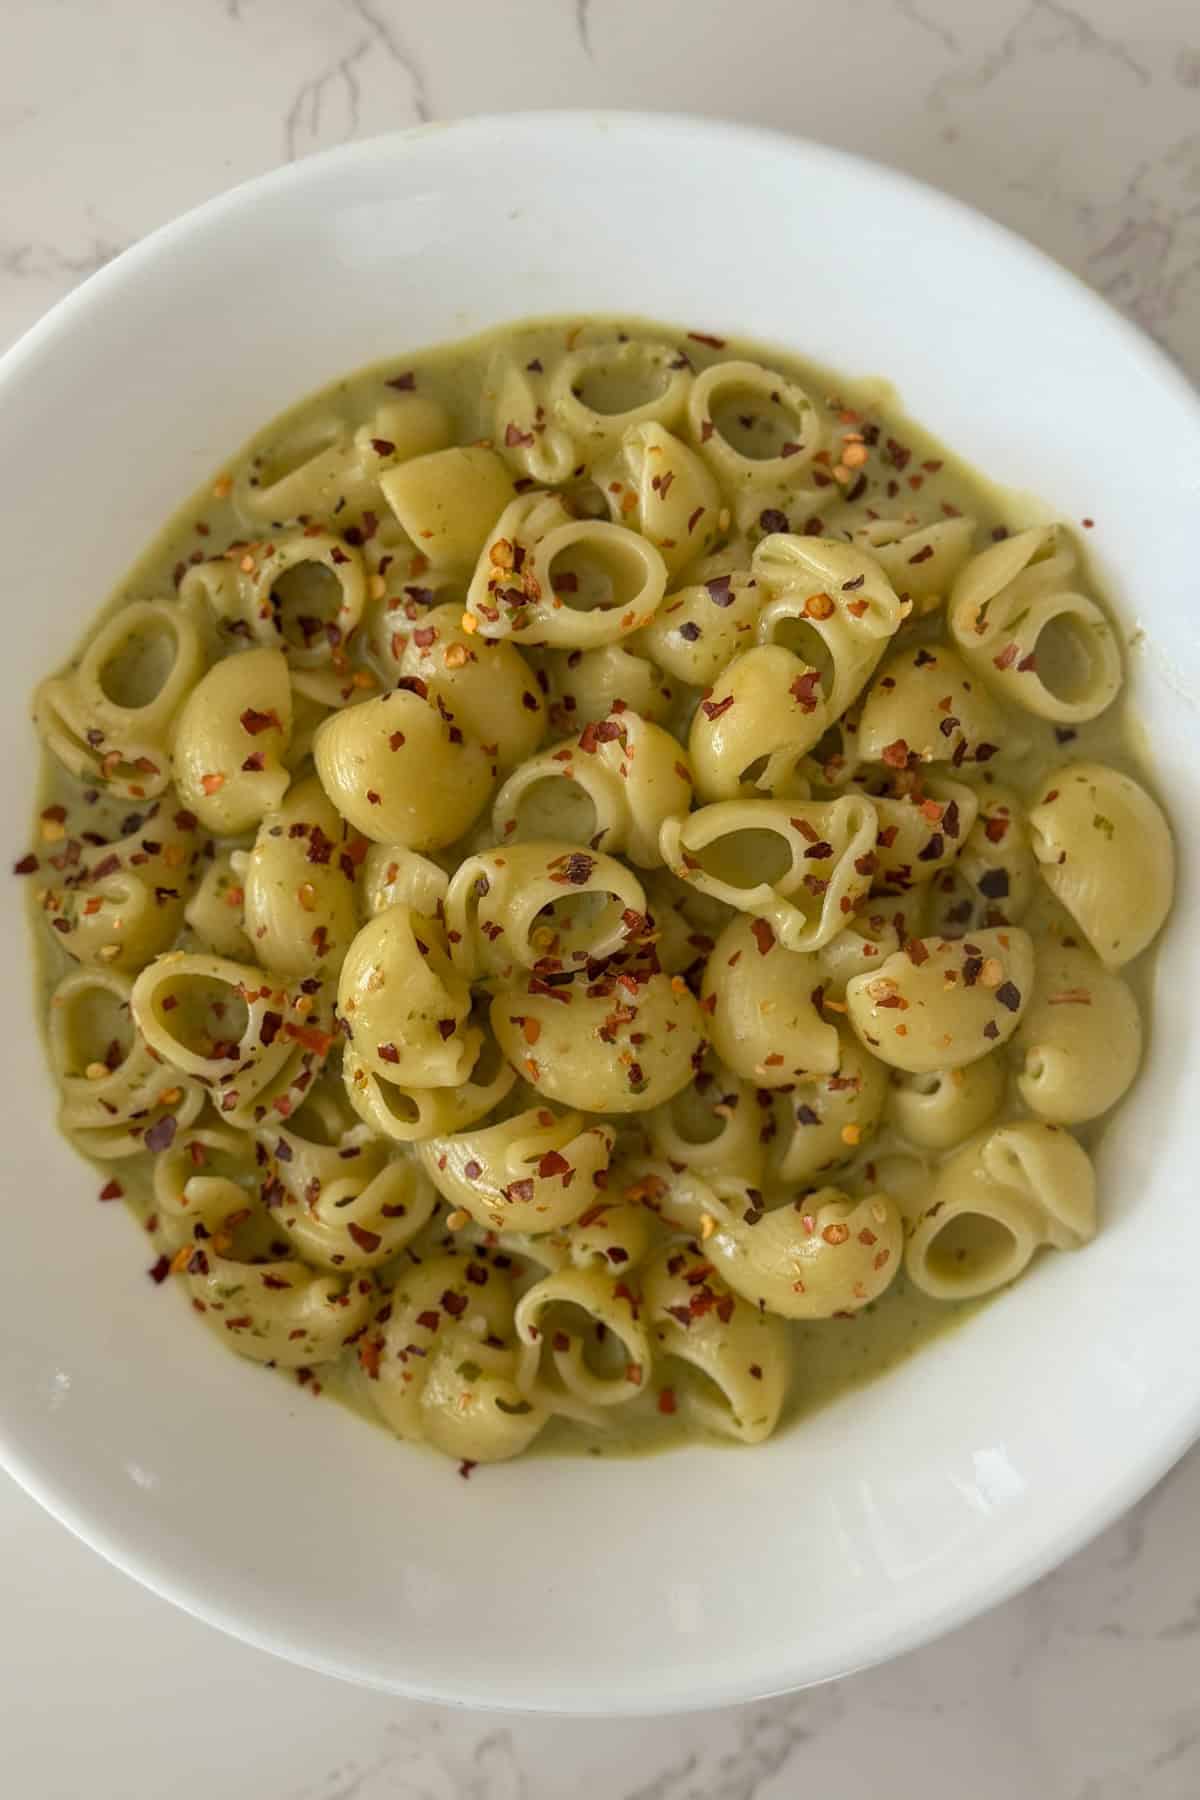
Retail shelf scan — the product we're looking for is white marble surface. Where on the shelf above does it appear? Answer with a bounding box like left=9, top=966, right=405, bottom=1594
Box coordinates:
left=2, top=1, right=1199, bottom=1793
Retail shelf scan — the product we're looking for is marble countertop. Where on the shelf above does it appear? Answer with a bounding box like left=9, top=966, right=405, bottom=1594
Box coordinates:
left=3, top=1, right=1199, bottom=1794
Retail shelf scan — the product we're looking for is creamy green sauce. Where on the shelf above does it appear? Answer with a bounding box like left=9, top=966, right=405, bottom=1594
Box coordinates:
left=27, top=315, right=1157, bottom=1461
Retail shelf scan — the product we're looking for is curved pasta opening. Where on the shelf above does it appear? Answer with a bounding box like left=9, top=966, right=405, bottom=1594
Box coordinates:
left=572, top=359, right=670, bottom=418
left=707, top=382, right=811, bottom=462
left=463, top=1022, right=507, bottom=1089
left=1030, top=611, right=1109, bottom=707
left=693, top=827, right=792, bottom=889
left=530, top=888, right=629, bottom=960
left=270, top=561, right=344, bottom=653
left=665, top=1078, right=727, bottom=1146
left=372, top=1082, right=421, bottom=1128
left=898, top=1071, right=942, bottom=1098
left=153, top=973, right=250, bottom=1060
left=560, top=479, right=610, bottom=519
left=807, top=718, right=859, bottom=786
left=760, top=616, right=835, bottom=693
left=508, top=775, right=599, bottom=845
left=922, top=1212, right=1020, bottom=1291
left=539, top=1299, right=629, bottom=1379
left=548, top=538, right=650, bottom=615
left=57, top=979, right=134, bottom=1077
left=97, top=615, right=183, bottom=711
left=661, top=1357, right=742, bottom=1433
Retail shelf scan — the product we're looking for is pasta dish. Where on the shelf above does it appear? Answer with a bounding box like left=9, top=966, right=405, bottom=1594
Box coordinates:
left=20, top=319, right=1173, bottom=1466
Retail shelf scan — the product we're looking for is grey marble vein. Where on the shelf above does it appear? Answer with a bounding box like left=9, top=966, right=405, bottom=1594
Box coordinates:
left=575, top=0, right=594, bottom=60
left=0, top=234, right=129, bottom=281
left=891, top=0, right=959, bottom=56
left=930, top=0, right=1150, bottom=109
left=284, top=0, right=429, bottom=162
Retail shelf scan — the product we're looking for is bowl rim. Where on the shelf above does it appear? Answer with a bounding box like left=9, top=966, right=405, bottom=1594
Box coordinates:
left=2, top=110, right=1199, bottom=1714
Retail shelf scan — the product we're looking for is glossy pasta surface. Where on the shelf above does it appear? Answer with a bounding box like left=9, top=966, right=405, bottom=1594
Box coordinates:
left=23, top=317, right=1172, bottom=1466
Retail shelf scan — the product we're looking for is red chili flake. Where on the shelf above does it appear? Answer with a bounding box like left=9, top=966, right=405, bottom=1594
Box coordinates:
left=688, top=330, right=726, bottom=348
left=701, top=694, right=735, bottom=722
left=789, top=670, right=822, bottom=712
left=144, top=1115, right=177, bottom=1153
left=98, top=1178, right=123, bottom=1202
left=658, top=1388, right=677, bottom=1414
left=387, top=730, right=406, bottom=752
left=1082, top=517, right=1094, bottom=529
left=546, top=850, right=595, bottom=889
left=537, top=1149, right=570, bottom=1179
left=750, top=918, right=775, bottom=956
left=506, top=1178, right=535, bottom=1204
left=147, top=1255, right=171, bottom=1285
left=908, top=544, right=935, bottom=565
left=12, top=853, right=37, bottom=875
left=240, top=707, right=281, bottom=736
left=905, top=938, right=930, bottom=966
left=993, top=643, right=1019, bottom=671
left=439, top=1290, right=468, bottom=1319
left=983, top=1020, right=1000, bottom=1040
left=759, top=508, right=789, bottom=534
left=416, top=1309, right=440, bottom=1332
left=377, top=1043, right=400, bottom=1064
left=386, top=371, right=416, bottom=390
left=995, top=981, right=1021, bottom=1012
left=881, top=740, right=910, bottom=769
left=686, top=505, right=705, bottom=534
left=804, top=840, right=833, bottom=861
left=504, top=422, right=535, bottom=448
left=254, top=1010, right=283, bottom=1049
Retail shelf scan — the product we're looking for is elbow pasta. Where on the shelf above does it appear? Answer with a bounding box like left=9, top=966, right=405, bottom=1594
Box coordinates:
left=25, top=317, right=1172, bottom=1466
left=174, top=647, right=293, bottom=833
left=35, top=597, right=206, bottom=801
left=537, top=640, right=677, bottom=734
left=1027, top=762, right=1174, bottom=967
left=659, top=795, right=878, bottom=952
left=240, top=775, right=358, bottom=977
left=595, top=422, right=722, bottom=575
left=492, top=711, right=692, bottom=867
left=948, top=527, right=1122, bottom=723
left=906, top=1120, right=1096, bottom=1300
left=465, top=492, right=668, bottom=650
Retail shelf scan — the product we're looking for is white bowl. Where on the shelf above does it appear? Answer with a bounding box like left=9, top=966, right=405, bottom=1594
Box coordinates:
left=0, top=114, right=1197, bottom=1715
